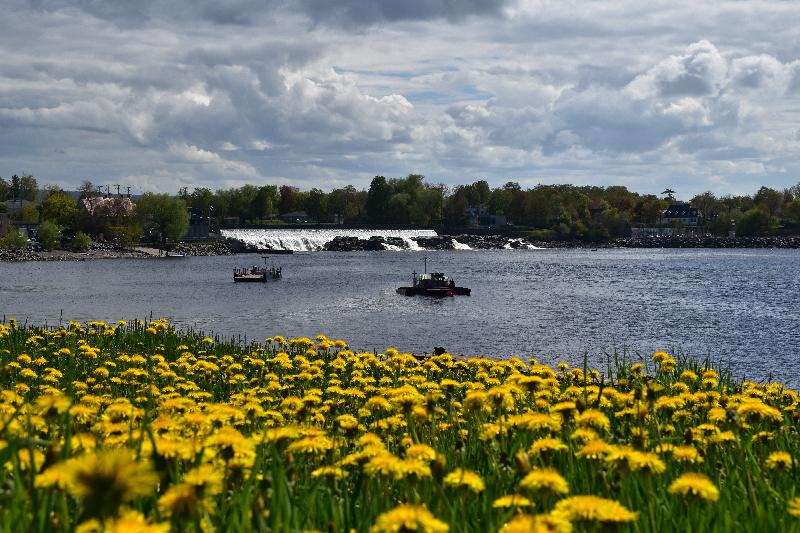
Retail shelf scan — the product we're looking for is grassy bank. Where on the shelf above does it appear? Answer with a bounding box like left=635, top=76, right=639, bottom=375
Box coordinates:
left=0, top=319, right=797, bottom=532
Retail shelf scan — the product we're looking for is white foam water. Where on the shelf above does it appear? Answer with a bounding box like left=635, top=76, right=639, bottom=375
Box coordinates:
left=221, top=228, right=438, bottom=251
left=451, top=239, right=472, bottom=250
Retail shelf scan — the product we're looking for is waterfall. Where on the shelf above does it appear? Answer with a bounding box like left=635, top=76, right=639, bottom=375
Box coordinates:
left=221, top=228, right=438, bottom=251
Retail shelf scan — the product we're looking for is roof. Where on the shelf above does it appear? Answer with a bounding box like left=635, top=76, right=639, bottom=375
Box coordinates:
left=663, top=204, right=699, bottom=218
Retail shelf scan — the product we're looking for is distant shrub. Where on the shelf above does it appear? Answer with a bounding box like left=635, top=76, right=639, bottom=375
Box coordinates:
left=36, top=221, right=63, bottom=250
left=0, top=228, right=28, bottom=250
left=71, top=231, right=92, bottom=251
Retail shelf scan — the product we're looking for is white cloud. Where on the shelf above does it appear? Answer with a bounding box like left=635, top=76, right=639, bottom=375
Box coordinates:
left=1, top=1, right=800, bottom=196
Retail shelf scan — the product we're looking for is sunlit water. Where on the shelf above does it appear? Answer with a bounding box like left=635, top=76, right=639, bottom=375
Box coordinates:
left=2, top=248, right=799, bottom=386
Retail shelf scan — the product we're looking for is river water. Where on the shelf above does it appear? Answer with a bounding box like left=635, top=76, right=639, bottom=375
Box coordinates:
left=2, top=248, right=799, bottom=386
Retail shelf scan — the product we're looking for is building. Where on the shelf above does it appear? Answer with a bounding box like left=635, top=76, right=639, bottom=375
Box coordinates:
left=661, top=204, right=699, bottom=227
left=464, top=207, right=508, bottom=228
left=184, top=207, right=210, bottom=240
left=279, top=211, right=314, bottom=224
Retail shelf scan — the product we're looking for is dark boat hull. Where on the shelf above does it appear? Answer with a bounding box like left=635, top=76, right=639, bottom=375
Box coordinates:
left=396, top=287, right=470, bottom=296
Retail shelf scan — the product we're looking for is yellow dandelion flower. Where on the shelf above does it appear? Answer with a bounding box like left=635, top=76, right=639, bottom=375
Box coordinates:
left=765, top=451, right=793, bottom=471
left=552, top=495, right=638, bottom=524
left=672, top=445, right=703, bottom=464
left=575, top=409, right=610, bottom=431
left=443, top=468, right=485, bottom=493
left=371, top=504, right=448, bottom=533
left=493, top=494, right=534, bottom=509
left=627, top=451, right=666, bottom=474
left=519, top=468, right=569, bottom=495
left=64, top=450, right=158, bottom=519
left=788, top=497, right=800, bottom=518
left=529, top=437, right=568, bottom=456
left=576, top=439, right=610, bottom=460
left=182, top=464, right=224, bottom=495
left=668, top=473, right=720, bottom=502
left=312, top=466, right=348, bottom=480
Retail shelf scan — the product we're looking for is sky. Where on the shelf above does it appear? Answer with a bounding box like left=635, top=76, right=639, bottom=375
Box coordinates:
left=1, top=0, right=799, bottom=198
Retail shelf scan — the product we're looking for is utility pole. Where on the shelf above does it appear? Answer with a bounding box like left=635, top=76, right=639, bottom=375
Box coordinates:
left=115, top=184, right=120, bottom=196
left=126, top=186, right=131, bottom=198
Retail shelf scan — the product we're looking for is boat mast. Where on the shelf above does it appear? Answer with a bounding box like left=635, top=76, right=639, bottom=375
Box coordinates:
left=424, top=256, right=427, bottom=274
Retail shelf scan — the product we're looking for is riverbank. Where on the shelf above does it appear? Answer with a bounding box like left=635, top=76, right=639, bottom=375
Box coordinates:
left=0, top=240, right=234, bottom=262
left=4, top=234, right=800, bottom=261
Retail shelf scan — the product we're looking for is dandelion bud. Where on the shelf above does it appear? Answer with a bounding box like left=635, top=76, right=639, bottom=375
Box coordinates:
left=514, top=450, right=531, bottom=476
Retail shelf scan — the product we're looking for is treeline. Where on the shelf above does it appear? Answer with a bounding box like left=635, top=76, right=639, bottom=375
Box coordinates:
left=0, top=177, right=189, bottom=250
left=4, top=173, right=800, bottom=248
left=179, top=175, right=800, bottom=239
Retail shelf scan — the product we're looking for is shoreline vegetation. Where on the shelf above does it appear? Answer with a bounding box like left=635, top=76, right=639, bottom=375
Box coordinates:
left=0, top=318, right=798, bottom=531
left=4, top=174, right=800, bottom=260
left=3, top=234, right=800, bottom=262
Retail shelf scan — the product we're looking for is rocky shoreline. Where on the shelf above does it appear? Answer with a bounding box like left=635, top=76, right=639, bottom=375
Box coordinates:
left=3, top=234, right=800, bottom=261
left=0, top=240, right=235, bottom=262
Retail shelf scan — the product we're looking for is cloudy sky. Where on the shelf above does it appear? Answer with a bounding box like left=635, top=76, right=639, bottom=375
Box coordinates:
left=1, top=0, right=799, bottom=197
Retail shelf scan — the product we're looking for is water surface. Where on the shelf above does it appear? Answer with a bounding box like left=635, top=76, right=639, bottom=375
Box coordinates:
left=2, top=248, right=798, bottom=386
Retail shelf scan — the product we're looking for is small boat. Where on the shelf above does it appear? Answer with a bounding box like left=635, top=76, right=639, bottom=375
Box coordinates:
left=164, top=251, right=185, bottom=258
left=396, top=257, right=470, bottom=297
left=233, top=256, right=282, bottom=283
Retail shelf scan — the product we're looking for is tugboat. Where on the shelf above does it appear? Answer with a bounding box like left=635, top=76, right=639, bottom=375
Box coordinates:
left=234, top=256, right=282, bottom=283
left=396, top=257, right=470, bottom=297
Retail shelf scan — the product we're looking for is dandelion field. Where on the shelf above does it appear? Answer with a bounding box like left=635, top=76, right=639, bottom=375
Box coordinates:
left=0, top=319, right=798, bottom=532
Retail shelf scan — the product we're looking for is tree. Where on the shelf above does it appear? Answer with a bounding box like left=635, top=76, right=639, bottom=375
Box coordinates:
left=279, top=185, right=300, bottom=215
left=18, top=174, right=38, bottom=201
left=737, top=207, right=776, bottom=236
left=304, top=188, right=328, bottom=223
left=42, top=191, right=78, bottom=228
left=136, top=193, right=189, bottom=247
left=78, top=180, right=98, bottom=199
left=753, top=186, right=783, bottom=218
left=36, top=220, right=63, bottom=250
left=0, top=177, right=9, bottom=201
left=252, top=185, right=278, bottom=222
left=366, top=176, right=391, bottom=223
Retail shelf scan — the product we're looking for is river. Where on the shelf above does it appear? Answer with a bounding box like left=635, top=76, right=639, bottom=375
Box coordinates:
left=1, top=248, right=798, bottom=386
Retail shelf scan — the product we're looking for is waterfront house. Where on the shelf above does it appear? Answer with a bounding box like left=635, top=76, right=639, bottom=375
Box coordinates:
left=661, top=204, right=699, bottom=228
left=464, top=207, right=508, bottom=228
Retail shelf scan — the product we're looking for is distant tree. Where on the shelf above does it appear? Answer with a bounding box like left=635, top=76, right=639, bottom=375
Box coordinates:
left=737, top=207, right=777, bottom=236
left=662, top=188, right=676, bottom=201
left=36, top=220, right=63, bottom=250
left=78, top=180, right=98, bottom=199
left=366, top=176, right=391, bottom=223
left=42, top=191, right=78, bottom=228
left=304, top=188, right=328, bottom=223
left=0, top=177, right=9, bottom=201
left=18, top=175, right=38, bottom=201
left=784, top=199, right=800, bottom=226
left=279, top=185, right=300, bottom=215
left=252, top=185, right=279, bottom=222
left=753, top=186, right=784, bottom=218
left=136, top=193, right=189, bottom=247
